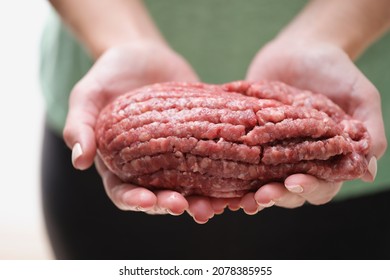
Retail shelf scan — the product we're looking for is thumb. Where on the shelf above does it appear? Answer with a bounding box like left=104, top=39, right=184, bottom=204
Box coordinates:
left=353, top=77, right=387, bottom=182
left=245, top=58, right=272, bottom=82
left=63, top=78, right=105, bottom=170
left=245, top=43, right=280, bottom=83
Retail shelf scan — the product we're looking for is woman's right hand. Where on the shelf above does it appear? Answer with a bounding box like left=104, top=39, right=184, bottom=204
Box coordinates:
left=63, top=41, right=226, bottom=223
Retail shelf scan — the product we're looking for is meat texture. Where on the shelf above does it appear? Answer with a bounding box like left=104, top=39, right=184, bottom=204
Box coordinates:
left=95, top=81, right=370, bottom=198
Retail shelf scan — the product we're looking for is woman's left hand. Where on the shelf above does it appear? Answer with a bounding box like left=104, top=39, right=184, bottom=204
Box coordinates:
left=237, top=39, right=386, bottom=214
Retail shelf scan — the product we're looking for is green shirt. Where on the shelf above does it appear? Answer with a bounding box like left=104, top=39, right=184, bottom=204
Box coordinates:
left=40, top=0, right=390, bottom=200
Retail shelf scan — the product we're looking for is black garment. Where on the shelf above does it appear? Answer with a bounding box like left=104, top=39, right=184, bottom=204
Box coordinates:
left=41, top=123, right=390, bottom=259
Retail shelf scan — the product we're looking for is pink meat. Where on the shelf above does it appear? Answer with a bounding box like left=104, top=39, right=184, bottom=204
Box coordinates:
left=95, top=81, right=370, bottom=198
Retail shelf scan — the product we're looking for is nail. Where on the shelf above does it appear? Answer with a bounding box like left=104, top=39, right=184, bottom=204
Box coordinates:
left=285, top=184, right=304, bottom=193
left=368, top=156, right=377, bottom=180
left=228, top=205, right=240, bottom=211
left=243, top=207, right=261, bottom=215
left=258, top=200, right=275, bottom=208
left=194, top=217, right=209, bottom=224
left=135, top=206, right=146, bottom=212
left=166, top=208, right=183, bottom=216
left=71, top=143, right=83, bottom=168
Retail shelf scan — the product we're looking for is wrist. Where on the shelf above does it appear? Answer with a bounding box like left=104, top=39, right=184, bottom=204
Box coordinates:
left=280, top=33, right=346, bottom=51
left=275, top=25, right=359, bottom=60
left=274, top=0, right=390, bottom=61
left=53, top=0, right=166, bottom=59
left=88, top=34, right=166, bottom=60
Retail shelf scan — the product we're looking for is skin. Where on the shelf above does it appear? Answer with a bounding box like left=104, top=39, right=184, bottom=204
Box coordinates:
left=54, top=0, right=390, bottom=223
left=51, top=0, right=229, bottom=222
left=64, top=41, right=230, bottom=221
left=238, top=0, right=390, bottom=213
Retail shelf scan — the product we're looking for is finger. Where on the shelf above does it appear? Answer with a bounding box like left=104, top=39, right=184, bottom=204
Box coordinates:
left=186, top=196, right=214, bottom=224
left=227, top=198, right=241, bottom=211
left=210, top=198, right=229, bottom=215
left=94, top=156, right=108, bottom=177
left=167, top=54, right=200, bottom=83
left=255, top=182, right=305, bottom=209
left=63, top=78, right=105, bottom=170
left=351, top=77, right=385, bottom=182
left=284, top=174, right=341, bottom=205
left=172, top=69, right=200, bottom=83
left=97, top=157, right=186, bottom=214
left=95, top=156, right=123, bottom=193
left=103, top=172, right=157, bottom=211
left=348, top=76, right=386, bottom=183
left=96, top=158, right=157, bottom=211
left=352, top=77, right=387, bottom=162
left=240, top=192, right=263, bottom=215
left=155, top=190, right=188, bottom=216
left=362, top=156, right=377, bottom=182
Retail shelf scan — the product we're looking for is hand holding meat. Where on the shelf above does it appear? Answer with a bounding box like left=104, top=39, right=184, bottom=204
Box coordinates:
left=63, top=42, right=385, bottom=222
left=62, top=42, right=225, bottom=218
left=96, top=79, right=371, bottom=210
left=241, top=40, right=386, bottom=212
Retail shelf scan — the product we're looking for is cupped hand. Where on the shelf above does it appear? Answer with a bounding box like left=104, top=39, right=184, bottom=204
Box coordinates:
left=239, top=40, right=387, bottom=213
left=63, top=41, right=226, bottom=221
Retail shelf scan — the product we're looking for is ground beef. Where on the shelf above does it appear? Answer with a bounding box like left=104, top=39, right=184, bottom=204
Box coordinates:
left=95, top=81, right=370, bottom=198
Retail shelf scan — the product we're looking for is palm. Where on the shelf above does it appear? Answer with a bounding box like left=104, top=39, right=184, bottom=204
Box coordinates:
left=248, top=43, right=360, bottom=113
left=247, top=41, right=385, bottom=159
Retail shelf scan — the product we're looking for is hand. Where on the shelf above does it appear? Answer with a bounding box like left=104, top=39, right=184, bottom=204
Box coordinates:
left=238, top=40, right=386, bottom=213
left=63, top=41, right=225, bottom=222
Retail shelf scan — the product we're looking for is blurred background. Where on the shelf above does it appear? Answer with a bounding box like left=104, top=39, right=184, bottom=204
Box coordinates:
left=0, top=1, right=53, bottom=259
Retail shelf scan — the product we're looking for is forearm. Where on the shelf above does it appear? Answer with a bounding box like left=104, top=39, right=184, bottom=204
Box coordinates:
left=277, top=0, right=390, bottom=59
left=49, top=0, right=165, bottom=58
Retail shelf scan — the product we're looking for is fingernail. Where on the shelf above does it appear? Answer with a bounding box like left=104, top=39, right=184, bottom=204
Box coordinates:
left=285, top=184, right=303, bottom=193
left=258, top=200, right=275, bottom=208
left=193, top=213, right=214, bottom=224
left=71, top=143, right=83, bottom=168
left=194, top=217, right=209, bottom=224
left=368, top=156, right=377, bottom=180
left=192, top=216, right=209, bottom=225
left=243, top=207, right=261, bottom=215
left=135, top=206, right=146, bottom=211
left=228, top=205, right=240, bottom=211
left=166, top=208, right=183, bottom=216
